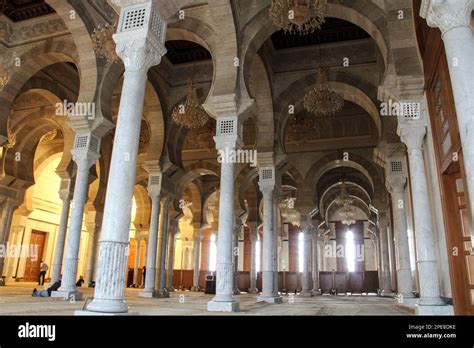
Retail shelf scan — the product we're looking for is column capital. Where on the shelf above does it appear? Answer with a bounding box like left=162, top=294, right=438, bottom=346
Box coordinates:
left=214, top=116, right=243, bottom=151
left=258, top=166, right=276, bottom=193
left=386, top=176, right=407, bottom=194
left=71, top=133, right=101, bottom=169
left=58, top=179, right=73, bottom=201
left=421, top=0, right=474, bottom=35
left=398, top=124, right=426, bottom=153
left=113, top=1, right=167, bottom=73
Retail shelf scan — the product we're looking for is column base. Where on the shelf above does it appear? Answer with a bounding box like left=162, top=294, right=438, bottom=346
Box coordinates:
left=248, top=288, right=258, bottom=294
left=380, top=291, right=396, bottom=297
left=415, top=304, right=454, bottom=316
left=138, top=290, right=159, bottom=298
left=311, top=289, right=321, bottom=296
left=51, top=290, right=83, bottom=301
left=417, top=297, right=445, bottom=306
left=166, top=287, right=175, bottom=292
left=395, top=297, right=418, bottom=307
left=299, top=291, right=313, bottom=298
left=75, top=310, right=139, bottom=316
left=156, top=291, right=169, bottom=298
left=233, top=288, right=241, bottom=295
left=191, top=286, right=200, bottom=292
left=257, top=295, right=283, bottom=304
left=207, top=300, right=240, bottom=312
left=85, top=298, right=129, bottom=313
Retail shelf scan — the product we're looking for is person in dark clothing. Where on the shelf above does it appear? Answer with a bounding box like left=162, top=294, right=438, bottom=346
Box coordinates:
left=32, top=280, right=61, bottom=297
left=38, top=261, right=48, bottom=286
left=142, top=266, right=146, bottom=288
left=76, top=276, right=84, bottom=287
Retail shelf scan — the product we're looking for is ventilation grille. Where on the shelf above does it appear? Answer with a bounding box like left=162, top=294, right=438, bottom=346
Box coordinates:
left=261, top=168, right=274, bottom=180
left=149, top=175, right=161, bottom=187
left=390, top=161, right=403, bottom=173
left=401, top=102, right=421, bottom=120
left=218, top=119, right=235, bottom=136
left=75, top=135, right=88, bottom=149
left=89, top=136, right=99, bottom=153
left=122, top=7, right=147, bottom=31
left=150, top=10, right=164, bottom=39
left=59, top=180, right=69, bottom=191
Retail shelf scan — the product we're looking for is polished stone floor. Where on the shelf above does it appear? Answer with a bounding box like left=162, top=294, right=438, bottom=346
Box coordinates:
left=0, top=282, right=411, bottom=316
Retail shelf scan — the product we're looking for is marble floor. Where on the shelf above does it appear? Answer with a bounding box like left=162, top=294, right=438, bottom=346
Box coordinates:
left=0, top=282, right=411, bottom=316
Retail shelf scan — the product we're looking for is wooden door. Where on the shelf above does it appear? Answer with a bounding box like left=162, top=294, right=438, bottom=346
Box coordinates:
left=23, top=230, right=46, bottom=282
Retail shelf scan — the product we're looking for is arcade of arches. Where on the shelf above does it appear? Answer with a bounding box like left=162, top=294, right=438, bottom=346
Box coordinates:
left=0, top=0, right=473, bottom=316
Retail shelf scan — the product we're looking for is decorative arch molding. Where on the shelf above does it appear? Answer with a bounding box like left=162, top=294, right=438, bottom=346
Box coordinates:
left=275, top=73, right=381, bottom=148
left=240, top=1, right=390, bottom=96
left=298, top=153, right=384, bottom=209
left=0, top=40, right=78, bottom=143
left=175, top=161, right=220, bottom=200
left=133, top=183, right=151, bottom=229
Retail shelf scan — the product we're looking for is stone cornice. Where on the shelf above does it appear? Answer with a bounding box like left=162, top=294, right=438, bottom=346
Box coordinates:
left=0, top=14, right=69, bottom=47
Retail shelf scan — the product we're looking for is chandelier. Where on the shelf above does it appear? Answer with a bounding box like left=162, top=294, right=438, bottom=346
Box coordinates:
left=334, top=180, right=353, bottom=207
left=91, top=23, right=118, bottom=62
left=269, top=0, right=325, bottom=35
left=304, top=66, right=344, bottom=116
left=0, top=63, right=9, bottom=90
left=340, top=205, right=356, bottom=226
left=185, top=119, right=216, bottom=149
left=172, top=62, right=209, bottom=129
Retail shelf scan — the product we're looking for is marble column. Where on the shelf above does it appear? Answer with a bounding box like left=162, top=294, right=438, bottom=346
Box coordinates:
left=166, top=222, right=177, bottom=291
left=386, top=177, right=414, bottom=300
left=132, top=238, right=141, bottom=286
left=248, top=224, right=258, bottom=294
left=139, top=171, right=161, bottom=298
left=53, top=148, right=98, bottom=301
left=300, top=217, right=313, bottom=297
left=311, top=228, right=320, bottom=295
left=207, top=117, right=242, bottom=312
left=84, top=3, right=167, bottom=314
left=422, top=0, right=474, bottom=238
left=157, top=195, right=170, bottom=297
left=191, top=223, right=204, bottom=291
left=0, top=199, right=17, bottom=277
left=257, top=167, right=282, bottom=303
left=399, top=125, right=447, bottom=312
left=83, top=220, right=101, bottom=287
left=50, top=181, right=71, bottom=285
left=377, top=215, right=394, bottom=296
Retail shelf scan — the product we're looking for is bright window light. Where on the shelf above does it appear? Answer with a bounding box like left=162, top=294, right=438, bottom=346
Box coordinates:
left=209, top=233, right=217, bottom=272
left=256, top=238, right=261, bottom=272
left=298, top=232, right=304, bottom=273
left=345, top=230, right=356, bottom=272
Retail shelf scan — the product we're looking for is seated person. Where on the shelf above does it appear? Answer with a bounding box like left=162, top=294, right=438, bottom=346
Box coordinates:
left=32, top=280, right=61, bottom=297
left=76, top=276, right=84, bottom=287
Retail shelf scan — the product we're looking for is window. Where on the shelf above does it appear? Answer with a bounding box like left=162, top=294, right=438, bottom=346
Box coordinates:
left=209, top=234, right=217, bottom=272
left=298, top=232, right=304, bottom=273
left=345, top=230, right=356, bottom=272
left=256, top=237, right=261, bottom=273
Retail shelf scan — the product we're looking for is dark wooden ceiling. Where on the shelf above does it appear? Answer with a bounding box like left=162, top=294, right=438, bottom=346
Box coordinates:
left=271, top=17, right=371, bottom=50
left=165, top=40, right=212, bottom=65
left=0, top=0, right=54, bottom=22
